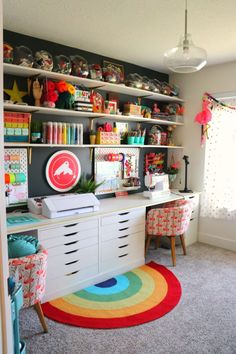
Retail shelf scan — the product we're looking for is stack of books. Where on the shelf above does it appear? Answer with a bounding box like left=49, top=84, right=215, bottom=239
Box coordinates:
left=74, top=88, right=93, bottom=112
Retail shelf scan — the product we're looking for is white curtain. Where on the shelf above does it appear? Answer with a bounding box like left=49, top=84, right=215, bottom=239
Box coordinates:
left=201, top=102, right=236, bottom=220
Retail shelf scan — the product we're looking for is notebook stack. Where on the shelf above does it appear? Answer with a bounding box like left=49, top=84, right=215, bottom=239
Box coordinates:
left=74, top=88, right=93, bottom=112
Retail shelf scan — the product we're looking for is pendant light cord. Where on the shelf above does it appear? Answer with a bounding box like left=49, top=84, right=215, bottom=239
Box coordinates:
left=183, top=0, right=188, bottom=50
left=184, top=0, right=188, bottom=39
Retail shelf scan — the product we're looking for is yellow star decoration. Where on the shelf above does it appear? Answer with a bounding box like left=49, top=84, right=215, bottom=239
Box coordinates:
left=4, top=80, right=28, bottom=103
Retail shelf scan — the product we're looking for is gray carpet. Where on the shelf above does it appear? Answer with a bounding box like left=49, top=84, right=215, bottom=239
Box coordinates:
left=20, top=242, right=236, bottom=354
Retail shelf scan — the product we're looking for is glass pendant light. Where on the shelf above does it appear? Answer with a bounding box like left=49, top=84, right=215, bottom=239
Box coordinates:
left=164, top=0, right=207, bottom=73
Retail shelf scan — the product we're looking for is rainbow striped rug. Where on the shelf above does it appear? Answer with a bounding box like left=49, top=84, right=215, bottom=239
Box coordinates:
left=42, top=262, right=181, bottom=329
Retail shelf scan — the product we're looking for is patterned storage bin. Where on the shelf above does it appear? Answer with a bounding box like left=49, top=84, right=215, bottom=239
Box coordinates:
left=96, top=132, right=120, bottom=145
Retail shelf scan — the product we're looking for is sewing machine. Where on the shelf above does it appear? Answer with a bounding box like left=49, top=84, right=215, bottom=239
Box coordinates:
left=143, top=172, right=170, bottom=199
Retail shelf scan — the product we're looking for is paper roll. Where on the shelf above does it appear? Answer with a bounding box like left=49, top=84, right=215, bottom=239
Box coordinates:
left=15, top=173, right=26, bottom=183
left=5, top=173, right=10, bottom=184
left=9, top=173, right=16, bottom=184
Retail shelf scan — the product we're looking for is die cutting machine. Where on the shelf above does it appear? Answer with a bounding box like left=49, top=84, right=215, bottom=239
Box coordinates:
left=28, top=193, right=100, bottom=218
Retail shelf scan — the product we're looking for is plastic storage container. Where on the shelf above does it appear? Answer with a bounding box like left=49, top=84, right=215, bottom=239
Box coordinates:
left=11, top=284, right=26, bottom=354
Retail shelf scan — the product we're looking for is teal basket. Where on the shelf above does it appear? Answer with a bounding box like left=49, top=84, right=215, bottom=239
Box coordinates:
left=11, top=284, right=26, bottom=354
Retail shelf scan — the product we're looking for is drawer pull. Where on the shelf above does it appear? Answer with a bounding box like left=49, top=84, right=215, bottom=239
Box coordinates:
left=118, top=235, right=129, bottom=239
left=118, top=244, right=128, bottom=249
left=118, top=253, right=128, bottom=258
left=64, top=223, right=78, bottom=228
left=64, top=232, right=78, bottom=237
left=119, top=227, right=129, bottom=231
left=189, top=196, right=195, bottom=199
left=119, top=220, right=129, bottom=224
left=64, top=241, right=79, bottom=246
left=66, top=270, right=80, bottom=276
left=65, top=249, right=79, bottom=255
left=65, top=260, right=79, bottom=266
left=190, top=218, right=194, bottom=221
left=118, top=212, right=129, bottom=216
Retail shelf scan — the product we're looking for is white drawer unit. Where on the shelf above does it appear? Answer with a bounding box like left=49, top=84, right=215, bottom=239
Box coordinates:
left=101, top=231, right=144, bottom=261
left=101, top=208, right=145, bottom=226
left=184, top=193, right=200, bottom=245
left=45, top=264, right=99, bottom=300
left=101, top=236, right=144, bottom=273
left=47, top=244, right=98, bottom=280
left=100, top=208, right=145, bottom=273
left=38, top=217, right=99, bottom=299
left=38, top=218, right=98, bottom=240
left=39, top=227, right=98, bottom=250
left=101, top=219, right=145, bottom=241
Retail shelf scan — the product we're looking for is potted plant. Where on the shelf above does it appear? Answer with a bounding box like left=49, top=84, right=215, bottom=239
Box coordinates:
left=166, top=160, right=181, bottom=184
left=72, top=174, right=104, bottom=194
left=89, top=130, right=96, bottom=144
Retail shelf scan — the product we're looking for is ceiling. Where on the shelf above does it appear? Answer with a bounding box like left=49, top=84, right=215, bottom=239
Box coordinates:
left=3, top=0, right=236, bottom=74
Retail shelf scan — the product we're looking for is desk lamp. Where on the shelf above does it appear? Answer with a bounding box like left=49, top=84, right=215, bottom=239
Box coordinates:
left=179, top=155, right=193, bottom=193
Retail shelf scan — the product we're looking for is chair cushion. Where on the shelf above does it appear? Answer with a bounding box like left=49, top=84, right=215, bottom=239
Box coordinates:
left=146, top=200, right=193, bottom=236
left=8, top=245, right=48, bottom=308
left=8, top=234, right=39, bottom=258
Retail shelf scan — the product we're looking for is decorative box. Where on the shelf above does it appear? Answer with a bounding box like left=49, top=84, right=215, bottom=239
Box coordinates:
left=4, top=111, right=31, bottom=143
left=123, top=104, right=142, bottom=116
left=96, top=132, right=120, bottom=145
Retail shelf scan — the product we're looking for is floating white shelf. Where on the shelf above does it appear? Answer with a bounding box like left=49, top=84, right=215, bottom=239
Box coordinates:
left=4, top=103, right=184, bottom=126
left=4, top=142, right=184, bottom=149
left=4, top=63, right=183, bottom=102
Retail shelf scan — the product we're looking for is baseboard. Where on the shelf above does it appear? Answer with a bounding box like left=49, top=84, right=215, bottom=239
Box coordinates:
left=198, top=232, right=236, bottom=252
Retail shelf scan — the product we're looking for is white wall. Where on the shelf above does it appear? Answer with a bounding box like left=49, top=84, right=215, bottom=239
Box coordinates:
left=0, top=0, right=14, bottom=352
left=170, top=61, right=236, bottom=251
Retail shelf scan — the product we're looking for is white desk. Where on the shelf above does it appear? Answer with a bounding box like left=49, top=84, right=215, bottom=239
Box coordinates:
left=7, top=192, right=183, bottom=301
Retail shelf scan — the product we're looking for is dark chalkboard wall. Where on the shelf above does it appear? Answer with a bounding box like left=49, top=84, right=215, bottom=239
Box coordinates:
left=4, top=30, right=169, bottom=198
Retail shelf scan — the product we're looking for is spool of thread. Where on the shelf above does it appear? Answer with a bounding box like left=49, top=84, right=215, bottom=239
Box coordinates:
left=47, top=122, right=53, bottom=144
left=5, top=173, right=10, bottom=184
left=53, top=122, right=58, bottom=144
left=67, top=123, right=71, bottom=144
left=9, top=173, right=16, bottom=184
left=62, top=123, right=67, bottom=144
left=57, top=123, right=62, bottom=144
left=112, top=154, right=119, bottom=161
left=42, top=122, right=47, bottom=143
left=15, top=173, right=26, bottom=183
left=70, top=123, right=76, bottom=145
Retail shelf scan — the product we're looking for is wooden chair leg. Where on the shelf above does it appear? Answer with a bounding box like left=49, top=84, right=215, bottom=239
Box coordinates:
left=180, top=234, right=187, bottom=255
left=169, top=236, right=176, bottom=266
left=145, top=235, right=152, bottom=256
left=155, top=237, right=160, bottom=249
left=34, top=301, right=48, bottom=333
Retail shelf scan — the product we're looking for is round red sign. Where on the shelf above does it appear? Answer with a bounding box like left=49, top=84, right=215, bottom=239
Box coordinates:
left=45, top=150, right=81, bottom=192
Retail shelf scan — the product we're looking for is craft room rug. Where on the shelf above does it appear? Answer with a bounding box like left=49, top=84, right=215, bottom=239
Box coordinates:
left=42, top=262, right=181, bottom=329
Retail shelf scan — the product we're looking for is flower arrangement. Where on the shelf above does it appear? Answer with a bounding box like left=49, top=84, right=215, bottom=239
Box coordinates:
left=166, top=160, right=181, bottom=175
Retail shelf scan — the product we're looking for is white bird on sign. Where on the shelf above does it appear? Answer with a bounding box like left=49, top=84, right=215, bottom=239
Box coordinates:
left=54, top=161, right=73, bottom=176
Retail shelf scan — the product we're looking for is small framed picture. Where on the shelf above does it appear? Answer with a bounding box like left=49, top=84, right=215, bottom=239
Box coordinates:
left=103, top=60, right=125, bottom=83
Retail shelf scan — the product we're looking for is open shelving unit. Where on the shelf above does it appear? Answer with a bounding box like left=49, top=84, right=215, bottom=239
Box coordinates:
left=4, top=142, right=183, bottom=149
left=4, top=62, right=184, bottom=151
left=4, top=63, right=184, bottom=102
left=4, top=103, right=183, bottom=126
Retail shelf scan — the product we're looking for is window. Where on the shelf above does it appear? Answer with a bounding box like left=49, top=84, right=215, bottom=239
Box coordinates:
left=201, top=99, right=236, bottom=220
